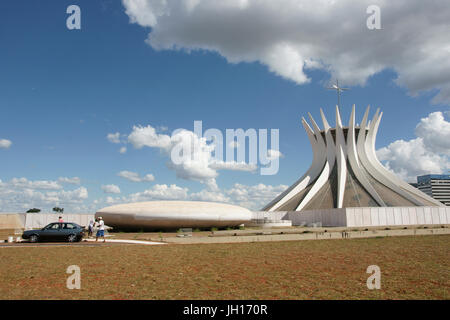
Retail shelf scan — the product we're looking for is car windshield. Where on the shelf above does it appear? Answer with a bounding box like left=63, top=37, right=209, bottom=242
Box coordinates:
left=43, top=223, right=61, bottom=230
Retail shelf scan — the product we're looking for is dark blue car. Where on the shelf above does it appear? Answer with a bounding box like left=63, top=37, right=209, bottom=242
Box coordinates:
left=22, top=222, right=85, bottom=243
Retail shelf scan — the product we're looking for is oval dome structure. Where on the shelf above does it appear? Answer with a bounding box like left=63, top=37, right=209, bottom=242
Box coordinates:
left=96, top=201, right=252, bottom=230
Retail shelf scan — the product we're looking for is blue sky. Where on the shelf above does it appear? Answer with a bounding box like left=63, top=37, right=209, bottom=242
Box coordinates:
left=1, top=0, right=449, bottom=213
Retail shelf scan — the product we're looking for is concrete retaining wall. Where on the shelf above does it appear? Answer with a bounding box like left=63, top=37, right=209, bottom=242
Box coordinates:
left=164, top=227, right=450, bottom=244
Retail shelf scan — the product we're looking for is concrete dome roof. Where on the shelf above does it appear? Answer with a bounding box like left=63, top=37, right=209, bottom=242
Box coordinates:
left=96, top=201, right=252, bottom=229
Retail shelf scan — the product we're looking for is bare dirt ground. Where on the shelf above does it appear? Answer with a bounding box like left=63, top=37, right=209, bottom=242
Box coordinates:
left=0, top=234, right=448, bottom=299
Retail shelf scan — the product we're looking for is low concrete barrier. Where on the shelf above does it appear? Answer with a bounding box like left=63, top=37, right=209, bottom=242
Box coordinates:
left=164, top=226, right=450, bottom=244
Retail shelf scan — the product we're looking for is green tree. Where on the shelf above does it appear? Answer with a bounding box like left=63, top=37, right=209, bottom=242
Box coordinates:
left=52, top=207, right=64, bottom=214
left=26, top=208, right=41, bottom=213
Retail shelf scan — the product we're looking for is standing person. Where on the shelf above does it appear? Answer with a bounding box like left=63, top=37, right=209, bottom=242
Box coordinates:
left=88, top=220, right=94, bottom=238
left=95, top=217, right=106, bottom=243
left=58, top=216, right=64, bottom=223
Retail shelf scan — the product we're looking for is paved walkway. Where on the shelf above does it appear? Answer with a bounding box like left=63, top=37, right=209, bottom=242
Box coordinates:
left=0, top=238, right=166, bottom=248
left=84, top=238, right=166, bottom=245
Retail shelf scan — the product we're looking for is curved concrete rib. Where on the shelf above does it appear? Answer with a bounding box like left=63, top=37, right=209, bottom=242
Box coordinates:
left=296, top=108, right=336, bottom=211
left=359, top=109, right=424, bottom=205
left=366, top=111, right=444, bottom=206
left=262, top=103, right=443, bottom=212
left=266, top=117, right=326, bottom=211
left=347, top=105, right=385, bottom=206
left=335, top=106, right=347, bottom=208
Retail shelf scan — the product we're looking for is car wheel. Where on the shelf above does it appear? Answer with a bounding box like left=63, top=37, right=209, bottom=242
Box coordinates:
left=29, top=234, right=39, bottom=243
left=67, top=234, right=77, bottom=242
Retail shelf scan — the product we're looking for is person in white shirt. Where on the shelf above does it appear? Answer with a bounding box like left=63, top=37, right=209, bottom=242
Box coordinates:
left=95, top=217, right=106, bottom=243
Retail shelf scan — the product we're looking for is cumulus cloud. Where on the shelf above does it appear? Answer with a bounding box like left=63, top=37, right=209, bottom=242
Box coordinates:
left=107, top=132, right=121, bottom=144
left=0, top=139, right=12, bottom=149
left=117, top=170, right=155, bottom=182
left=189, top=183, right=288, bottom=210
left=414, top=112, right=450, bottom=155
left=122, top=0, right=450, bottom=105
left=209, top=161, right=257, bottom=172
left=189, top=189, right=231, bottom=203
left=127, top=124, right=260, bottom=189
left=97, top=182, right=288, bottom=210
left=101, top=184, right=121, bottom=194
left=58, top=177, right=81, bottom=185
left=188, top=183, right=289, bottom=210
left=224, top=183, right=288, bottom=210
left=129, top=184, right=189, bottom=201
left=128, top=125, right=171, bottom=150
left=9, top=177, right=62, bottom=190
left=267, top=149, right=284, bottom=160
left=377, top=112, right=450, bottom=182
left=0, top=178, right=88, bottom=212
left=98, top=184, right=189, bottom=207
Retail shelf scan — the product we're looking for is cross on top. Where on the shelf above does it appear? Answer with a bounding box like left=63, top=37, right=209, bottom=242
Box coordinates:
left=327, top=79, right=349, bottom=108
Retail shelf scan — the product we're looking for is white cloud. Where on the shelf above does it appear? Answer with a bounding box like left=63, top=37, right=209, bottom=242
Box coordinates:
left=119, top=146, right=127, bottom=154
left=101, top=184, right=121, bottom=194
left=9, top=177, right=62, bottom=190
left=224, top=183, right=288, bottom=210
left=209, top=161, right=257, bottom=172
left=189, top=183, right=288, bottom=209
left=267, top=149, right=284, bottom=160
left=128, top=125, right=172, bottom=150
left=58, top=177, right=81, bottom=185
left=189, top=189, right=231, bottom=203
left=122, top=0, right=450, bottom=105
left=377, top=112, right=450, bottom=182
left=0, top=178, right=88, bottom=213
left=127, top=125, right=258, bottom=189
left=157, top=125, right=169, bottom=132
left=117, top=170, right=155, bottom=182
left=98, top=184, right=189, bottom=206
left=414, top=112, right=450, bottom=155
left=107, top=132, right=121, bottom=144
left=0, top=139, right=12, bottom=149
left=98, top=182, right=288, bottom=210
left=128, top=184, right=189, bottom=202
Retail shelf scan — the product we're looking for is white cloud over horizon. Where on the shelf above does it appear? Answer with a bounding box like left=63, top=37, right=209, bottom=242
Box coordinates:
left=95, top=182, right=288, bottom=211
left=58, top=177, right=81, bottom=185
left=0, top=139, right=12, bottom=149
left=122, top=0, right=450, bottom=105
left=0, top=178, right=88, bottom=213
left=122, top=124, right=268, bottom=189
left=101, top=184, right=121, bottom=194
left=107, top=132, right=121, bottom=144
left=377, top=111, right=450, bottom=182
left=118, top=170, right=155, bottom=182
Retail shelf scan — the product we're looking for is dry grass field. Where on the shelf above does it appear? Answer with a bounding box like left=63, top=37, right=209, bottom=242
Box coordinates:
left=0, top=235, right=448, bottom=300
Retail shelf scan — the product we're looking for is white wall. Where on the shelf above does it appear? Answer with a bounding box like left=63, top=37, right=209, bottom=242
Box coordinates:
left=282, top=206, right=450, bottom=227
left=286, top=209, right=348, bottom=227
left=23, top=213, right=95, bottom=230
left=345, top=207, right=450, bottom=227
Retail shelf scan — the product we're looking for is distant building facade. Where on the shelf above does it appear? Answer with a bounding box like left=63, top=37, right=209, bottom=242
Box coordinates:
left=417, top=175, right=450, bottom=206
